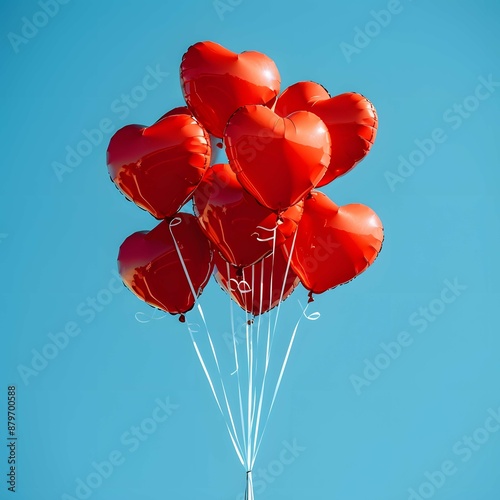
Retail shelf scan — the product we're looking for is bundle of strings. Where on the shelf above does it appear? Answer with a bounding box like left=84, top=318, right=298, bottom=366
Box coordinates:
left=169, top=217, right=319, bottom=497
left=244, top=470, right=254, bottom=500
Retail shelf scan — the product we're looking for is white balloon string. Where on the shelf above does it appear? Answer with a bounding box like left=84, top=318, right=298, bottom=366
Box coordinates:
left=244, top=470, right=255, bottom=500
left=134, top=309, right=167, bottom=323
left=250, top=226, right=278, bottom=465
left=189, top=328, right=244, bottom=466
left=252, top=302, right=306, bottom=467
left=229, top=277, right=252, bottom=294
left=252, top=223, right=278, bottom=242
left=298, top=299, right=321, bottom=321
left=252, top=226, right=300, bottom=466
left=272, top=225, right=299, bottom=339
left=228, top=276, right=248, bottom=462
left=169, top=219, right=245, bottom=465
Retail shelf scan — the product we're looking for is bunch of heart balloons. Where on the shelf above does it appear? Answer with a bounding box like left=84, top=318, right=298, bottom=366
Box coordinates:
left=107, top=41, right=384, bottom=320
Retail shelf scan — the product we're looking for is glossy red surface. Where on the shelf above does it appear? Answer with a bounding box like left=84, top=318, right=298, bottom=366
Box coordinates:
left=282, top=191, right=383, bottom=294
left=275, top=81, right=377, bottom=186
left=180, top=41, right=281, bottom=138
left=193, top=163, right=303, bottom=268
left=107, top=113, right=211, bottom=219
left=224, top=105, right=330, bottom=211
left=213, top=250, right=299, bottom=316
left=156, top=106, right=192, bottom=122
left=117, top=214, right=213, bottom=315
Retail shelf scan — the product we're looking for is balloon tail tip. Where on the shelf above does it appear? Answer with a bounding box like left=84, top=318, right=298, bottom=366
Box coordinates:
left=308, top=291, right=315, bottom=303
left=179, top=314, right=186, bottom=323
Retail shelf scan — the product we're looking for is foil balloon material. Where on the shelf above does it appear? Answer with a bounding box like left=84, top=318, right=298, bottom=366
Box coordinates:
left=118, top=213, right=213, bottom=315
left=213, top=250, right=300, bottom=316
left=180, top=41, right=281, bottom=138
left=154, top=106, right=226, bottom=153
left=155, top=105, right=192, bottom=122
left=224, top=105, right=331, bottom=211
left=282, top=191, right=383, bottom=294
left=275, top=81, right=377, bottom=186
left=193, top=163, right=303, bottom=268
left=108, top=41, right=384, bottom=500
left=109, top=41, right=384, bottom=311
left=107, top=113, right=211, bottom=219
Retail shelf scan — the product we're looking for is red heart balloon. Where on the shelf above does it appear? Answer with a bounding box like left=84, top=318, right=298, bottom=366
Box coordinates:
left=118, top=213, right=213, bottom=315
left=193, top=163, right=303, bottom=268
left=224, top=105, right=331, bottom=211
left=156, top=106, right=192, bottom=122
left=156, top=105, right=225, bottom=154
left=213, top=250, right=299, bottom=316
left=180, top=41, right=281, bottom=138
left=275, top=82, right=378, bottom=186
left=107, top=113, right=211, bottom=219
left=282, top=191, right=383, bottom=294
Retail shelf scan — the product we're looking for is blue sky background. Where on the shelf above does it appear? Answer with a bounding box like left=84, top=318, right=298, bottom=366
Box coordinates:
left=1, top=0, right=500, bottom=499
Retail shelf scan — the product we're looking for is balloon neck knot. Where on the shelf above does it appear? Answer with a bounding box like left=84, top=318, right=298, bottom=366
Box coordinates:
left=306, top=192, right=313, bottom=200
left=216, top=141, right=223, bottom=149
left=276, top=212, right=284, bottom=224
left=247, top=319, right=254, bottom=326
left=236, top=267, right=243, bottom=279
left=307, top=291, right=315, bottom=303
left=179, top=314, right=186, bottom=323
